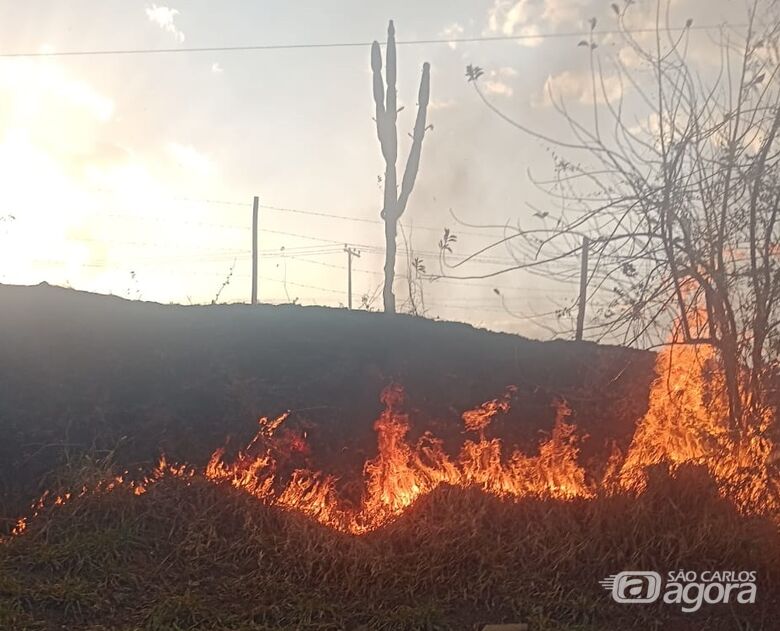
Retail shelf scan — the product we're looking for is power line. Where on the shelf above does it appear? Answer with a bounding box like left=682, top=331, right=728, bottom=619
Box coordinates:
left=123, top=248, right=343, bottom=264
left=356, top=243, right=522, bottom=266
left=0, top=24, right=741, bottom=59
left=259, top=203, right=379, bottom=225
left=96, top=199, right=505, bottom=239
left=98, top=211, right=251, bottom=231
left=287, top=254, right=575, bottom=293
left=258, top=203, right=503, bottom=238
left=26, top=259, right=578, bottom=327
left=29, top=257, right=345, bottom=296
left=39, top=209, right=584, bottom=273
left=60, top=234, right=246, bottom=251
left=48, top=222, right=521, bottom=266
left=29, top=253, right=576, bottom=298
left=60, top=225, right=546, bottom=267
left=287, top=254, right=382, bottom=277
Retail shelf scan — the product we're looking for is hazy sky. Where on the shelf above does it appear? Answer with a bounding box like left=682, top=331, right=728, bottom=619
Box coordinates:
left=0, top=0, right=752, bottom=337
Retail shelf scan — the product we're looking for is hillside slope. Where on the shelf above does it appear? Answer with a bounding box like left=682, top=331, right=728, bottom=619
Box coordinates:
left=0, top=283, right=655, bottom=521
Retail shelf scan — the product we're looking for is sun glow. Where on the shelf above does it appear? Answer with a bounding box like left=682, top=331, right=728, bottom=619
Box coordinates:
left=0, top=57, right=234, bottom=301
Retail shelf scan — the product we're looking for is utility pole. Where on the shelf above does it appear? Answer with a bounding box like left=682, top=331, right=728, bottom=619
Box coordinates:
left=575, top=236, right=590, bottom=341
left=344, top=245, right=361, bottom=309
left=251, top=196, right=259, bottom=305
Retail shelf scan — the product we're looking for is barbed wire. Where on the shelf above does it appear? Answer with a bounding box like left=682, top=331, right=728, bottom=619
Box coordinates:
left=92, top=193, right=506, bottom=239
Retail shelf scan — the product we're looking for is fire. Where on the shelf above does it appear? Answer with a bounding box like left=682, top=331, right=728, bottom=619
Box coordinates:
left=462, top=385, right=514, bottom=432
left=5, top=317, right=778, bottom=539
left=6, top=457, right=194, bottom=540
left=618, top=334, right=780, bottom=514
left=205, top=383, right=590, bottom=534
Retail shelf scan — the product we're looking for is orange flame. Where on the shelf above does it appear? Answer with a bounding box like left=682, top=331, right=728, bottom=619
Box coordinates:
left=203, top=383, right=591, bottom=534
left=5, top=319, right=777, bottom=539
left=618, top=315, right=779, bottom=514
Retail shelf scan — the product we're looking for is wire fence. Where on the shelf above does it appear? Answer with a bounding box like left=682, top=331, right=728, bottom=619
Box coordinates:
left=0, top=16, right=763, bottom=338
left=4, top=190, right=580, bottom=333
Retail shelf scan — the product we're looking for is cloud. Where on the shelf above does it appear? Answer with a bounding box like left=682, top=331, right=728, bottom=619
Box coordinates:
left=484, top=80, right=513, bottom=97
left=428, top=98, right=456, bottom=111
left=145, top=4, right=185, bottom=43
left=0, top=60, right=114, bottom=124
left=166, top=142, right=215, bottom=177
left=211, top=62, right=223, bottom=74
left=618, top=45, right=644, bottom=69
left=533, top=70, right=622, bottom=107
left=486, top=0, right=586, bottom=46
left=0, top=59, right=115, bottom=163
left=481, top=67, right=516, bottom=97
left=441, top=22, right=465, bottom=50
left=539, top=0, right=585, bottom=27
left=488, top=0, right=530, bottom=35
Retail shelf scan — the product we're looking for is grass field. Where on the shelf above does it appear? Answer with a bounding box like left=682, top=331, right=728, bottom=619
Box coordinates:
left=1, top=284, right=777, bottom=630
left=1, top=461, right=778, bottom=630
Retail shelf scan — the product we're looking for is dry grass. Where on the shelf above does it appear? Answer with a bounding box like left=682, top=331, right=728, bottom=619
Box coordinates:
left=1, top=464, right=778, bottom=631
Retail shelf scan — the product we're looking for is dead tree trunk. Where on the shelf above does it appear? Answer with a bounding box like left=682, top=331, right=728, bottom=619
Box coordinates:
left=371, top=20, right=430, bottom=314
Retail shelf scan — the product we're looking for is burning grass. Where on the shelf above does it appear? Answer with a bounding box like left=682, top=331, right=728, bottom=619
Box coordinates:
left=199, top=384, right=592, bottom=535
left=199, top=332, right=778, bottom=535
left=3, top=311, right=779, bottom=629
left=0, top=465, right=778, bottom=630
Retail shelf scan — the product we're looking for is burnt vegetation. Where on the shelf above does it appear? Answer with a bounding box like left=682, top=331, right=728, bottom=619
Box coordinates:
left=2, top=4, right=780, bottom=630
left=1, top=284, right=779, bottom=629
left=1, top=465, right=778, bottom=630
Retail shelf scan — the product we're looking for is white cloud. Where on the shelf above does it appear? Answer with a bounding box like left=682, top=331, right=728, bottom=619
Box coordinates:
left=484, top=80, right=513, bottom=97
left=488, top=0, right=530, bottom=34
left=145, top=4, right=185, bottom=43
left=166, top=142, right=215, bottom=177
left=441, top=22, right=465, bottom=50
left=211, top=62, right=223, bottom=74
left=0, top=60, right=114, bottom=124
left=618, top=45, right=643, bottom=69
left=505, top=23, right=543, bottom=47
left=0, top=59, right=115, bottom=165
left=486, top=0, right=586, bottom=47
left=481, top=68, right=517, bottom=97
left=428, top=98, right=456, bottom=111
left=533, top=70, right=622, bottom=107
left=540, top=0, right=586, bottom=27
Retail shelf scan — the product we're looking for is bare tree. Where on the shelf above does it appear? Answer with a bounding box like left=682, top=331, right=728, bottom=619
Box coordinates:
left=371, top=20, right=431, bottom=313
left=446, top=0, right=780, bottom=431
